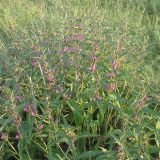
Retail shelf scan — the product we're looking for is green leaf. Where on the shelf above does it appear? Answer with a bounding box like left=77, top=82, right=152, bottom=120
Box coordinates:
left=67, top=101, right=83, bottom=127
left=146, top=145, right=160, bottom=154
left=156, top=121, right=160, bottom=130
left=108, top=94, right=117, bottom=100
left=18, top=139, right=24, bottom=159
left=98, top=103, right=106, bottom=124
left=19, top=121, right=34, bottom=143
left=0, top=118, right=12, bottom=131
left=77, top=132, right=99, bottom=139
left=145, top=109, right=160, bottom=121
left=76, top=151, right=103, bottom=160
left=74, top=110, right=83, bottom=127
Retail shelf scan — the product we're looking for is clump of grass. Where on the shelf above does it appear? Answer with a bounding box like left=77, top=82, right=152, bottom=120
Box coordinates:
left=0, top=0, right=160, bottom=160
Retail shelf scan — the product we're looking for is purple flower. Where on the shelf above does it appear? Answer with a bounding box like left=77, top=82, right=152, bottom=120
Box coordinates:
left=64, top=34, right=84, bottom=42
left=138, top=95, right=149, bottom=108
left=91, top=56, right=98, bottom=62
left=15, top=133, right=21, bottom=140
left=108, top=83, right=116, bottom=92
left=112, top=59, right=118, bottom=70
left=92, top=92, right=103, bottom=101
left=47, top=77, right=56, bottom=84
left=72, top=34, right=84, bottom=41
left=24, top=105, right=30, bottom=112
left=31, top=111, right=36, bottom=117
left=89, top=64, right=96, bottom=72
left=32, top=60, right=38, bottom=67
left=30, top=104, right=37, bottom=116
left=106, top=72, right=116, bottom=79
left=37, top=124, right=44, bottom=131
left=60, top=48, right=67, bottom=54
left=0, top=132, right=7, bottom=140
left=15, top=96, right=23, bottom=101
left=60, top=47, right=82, bottom=54
left=69, top=48, right=77, bottom=52
left=53, top=84, right=64, bottom=94
left=24, top=104, right=37, bottom=116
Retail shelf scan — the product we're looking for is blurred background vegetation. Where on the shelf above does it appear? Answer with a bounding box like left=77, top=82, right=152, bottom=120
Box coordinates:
left=0, top=0, right=160, bottom=159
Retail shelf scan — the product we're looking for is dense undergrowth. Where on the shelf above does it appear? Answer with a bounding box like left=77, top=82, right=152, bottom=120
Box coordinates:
left=0, top=0, right=160, bottom=159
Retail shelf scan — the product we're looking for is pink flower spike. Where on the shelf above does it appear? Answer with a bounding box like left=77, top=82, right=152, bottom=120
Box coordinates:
left=89, top=64, right=96, bottom=72
left=47, top=77, right=56, bottom=84
left=108, top=83, right=116, bottom=92
left=15, top=96, right=23, bottom=101
left=138, top=95, right=149, bottom=108
left=78, top=34, right=84, bottom=40
left=106, top=72, right=116, bottom=79
left=60, top=47, right=68, bottom=54
left=74, top=34, right=84, bottom=41
left=64, top=34, right=84, bottom=41
left=112, top=59, right=118, bottom=70
left=58, top=84, right=64, bottom=93
left=31, top=104, right=37, bottom=116
left=60, top=47, right=81, bottom=54
left=37, top=124, right=44, bottom=131
left=24, top=105, right=30, bottom=112
left=91, top=56, right=98, bottom=62
left=0, top=132, right=7, bottom=140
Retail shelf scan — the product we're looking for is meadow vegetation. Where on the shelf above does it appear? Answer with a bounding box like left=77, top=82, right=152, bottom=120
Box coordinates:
left=0, top=0, right=160, bottom=159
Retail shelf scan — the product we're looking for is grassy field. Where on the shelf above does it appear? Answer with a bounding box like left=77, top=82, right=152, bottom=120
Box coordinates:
left=0, top=0, right=160, bottom=159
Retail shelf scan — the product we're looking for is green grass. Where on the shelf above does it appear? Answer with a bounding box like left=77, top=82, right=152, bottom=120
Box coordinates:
left=0, top=0, right=160, bottom=159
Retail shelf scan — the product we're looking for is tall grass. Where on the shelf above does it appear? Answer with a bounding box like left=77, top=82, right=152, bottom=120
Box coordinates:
left=0, top=0, right=160, bottom=159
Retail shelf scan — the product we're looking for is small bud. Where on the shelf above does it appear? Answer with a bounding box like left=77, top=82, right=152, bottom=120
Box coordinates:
left=15, top=133, right=21, bottom=140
